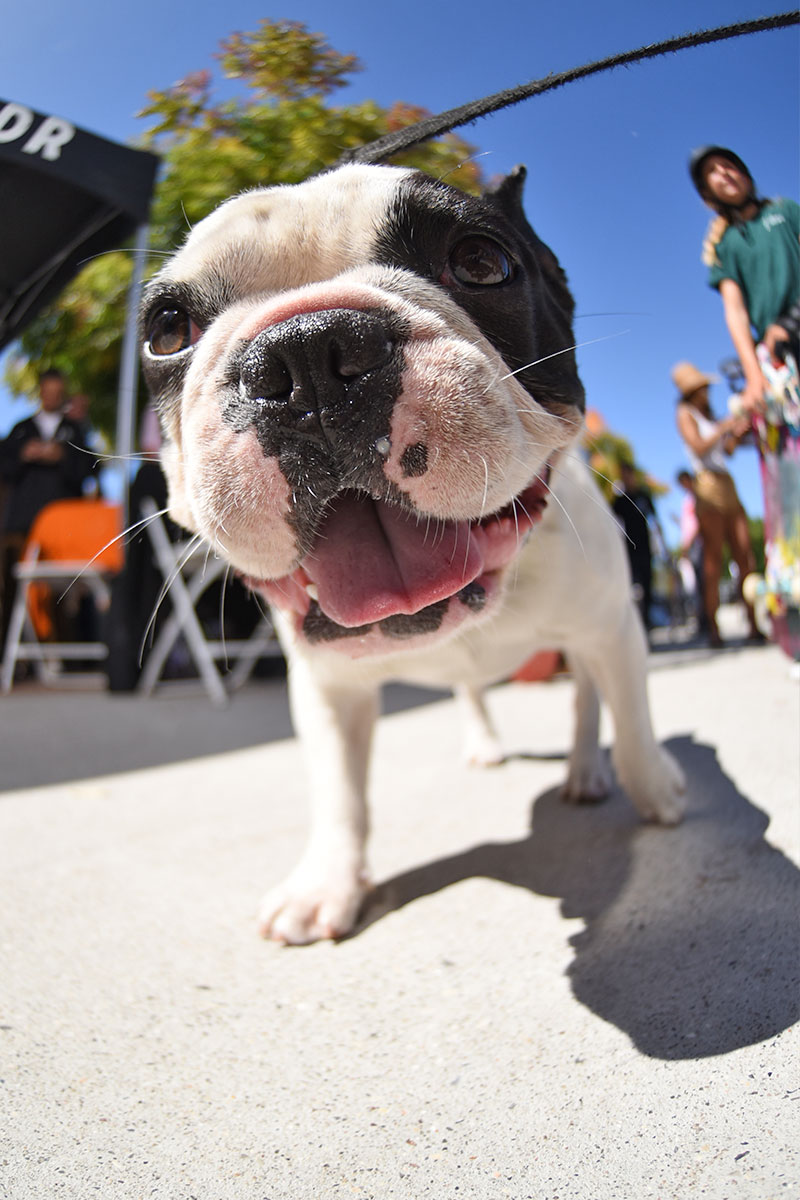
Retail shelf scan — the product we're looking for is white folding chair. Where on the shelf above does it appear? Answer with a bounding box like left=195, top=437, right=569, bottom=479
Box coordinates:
left=136, top=499, right=281, bottom=705
left=1, top=498, right=123, bottom=693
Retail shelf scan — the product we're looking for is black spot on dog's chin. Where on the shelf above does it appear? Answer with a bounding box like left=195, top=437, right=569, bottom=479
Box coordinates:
left=380, top=601, right=448, bottom=638
left=457, top=582, right=486, bottom=611
left=400, top=442, right=428, bottom=477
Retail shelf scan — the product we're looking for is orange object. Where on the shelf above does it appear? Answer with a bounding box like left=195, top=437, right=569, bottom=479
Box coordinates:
left=512, top=649, right=562, bottom=682
left=21, top=498, right=124, bottom=569
left=584, top=408, right=606, bottom=437
left=20, top=499, right=123, bottom=639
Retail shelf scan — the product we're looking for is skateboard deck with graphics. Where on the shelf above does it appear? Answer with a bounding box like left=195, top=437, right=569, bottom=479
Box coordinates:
left=741, top=347, right=800, bottom=660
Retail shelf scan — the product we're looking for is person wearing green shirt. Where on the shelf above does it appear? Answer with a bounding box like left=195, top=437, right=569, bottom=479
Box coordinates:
left=689, top=145, right=800, bottom=411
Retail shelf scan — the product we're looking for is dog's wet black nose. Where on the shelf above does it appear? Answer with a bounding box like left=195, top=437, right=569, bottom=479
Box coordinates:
left=239, top=309, right=397, bottom=410
left=226, top=307, right=405, bottom=504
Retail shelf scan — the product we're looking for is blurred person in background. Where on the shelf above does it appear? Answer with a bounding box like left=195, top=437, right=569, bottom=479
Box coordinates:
left=106, top=406, right=170, bottom=690
left=0, top=368, right=94, bottom=646
left=689, top=145, right=799, bottom=408
left=64, top=391, right=91, bottom=430
left=673, top=361, right=761, bottom=647
left=675, top=469, right=709, bottom=636
left=611, top=462, right=659, bottom=631
left=65, top=392, right=104, bottom=496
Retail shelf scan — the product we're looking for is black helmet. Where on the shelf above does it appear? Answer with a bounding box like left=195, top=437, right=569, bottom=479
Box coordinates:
left=688, top=145, right=753, bottom=196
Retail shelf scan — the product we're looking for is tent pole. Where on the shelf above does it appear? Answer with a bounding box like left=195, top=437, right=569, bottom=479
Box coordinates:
left=115, top=222, right=149, bottom=524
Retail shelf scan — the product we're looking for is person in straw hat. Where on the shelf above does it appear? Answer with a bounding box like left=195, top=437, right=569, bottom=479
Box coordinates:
left=673, top=361, right=761, bottom=647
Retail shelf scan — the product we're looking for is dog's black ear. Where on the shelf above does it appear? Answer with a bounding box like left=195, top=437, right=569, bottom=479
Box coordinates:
left=484, top=164, right=575, bottom=322
left=484, top=163, right=529, bottom=214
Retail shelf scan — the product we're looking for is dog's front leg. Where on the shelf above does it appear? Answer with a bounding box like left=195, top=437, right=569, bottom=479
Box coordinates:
left=258, top=657, right=378, bottom=944
left=456, top=684, right=504, bottom=766
left=576, top=615, right=686, bottom=825
left=562, top=652, right=614, bottom=802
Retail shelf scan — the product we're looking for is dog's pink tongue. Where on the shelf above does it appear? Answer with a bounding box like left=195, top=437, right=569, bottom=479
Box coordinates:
left=304, top=493, right=483, bottom=627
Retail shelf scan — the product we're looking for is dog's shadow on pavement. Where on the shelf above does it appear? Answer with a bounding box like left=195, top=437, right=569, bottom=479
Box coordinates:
left=359, top=735, right=800, bottom=1060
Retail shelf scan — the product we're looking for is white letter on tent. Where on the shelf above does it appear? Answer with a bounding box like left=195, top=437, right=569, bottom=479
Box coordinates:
left=22, top=116, right=76, bottom=161
left=0, top=103, right=33, bottom=143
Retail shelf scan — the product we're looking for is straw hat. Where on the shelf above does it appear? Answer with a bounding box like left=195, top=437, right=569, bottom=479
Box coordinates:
left=671, top=361, right=718, bottom=399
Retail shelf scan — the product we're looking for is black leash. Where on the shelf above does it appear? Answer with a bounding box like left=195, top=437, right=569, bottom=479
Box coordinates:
left=338, top=12, right=800, bottom=166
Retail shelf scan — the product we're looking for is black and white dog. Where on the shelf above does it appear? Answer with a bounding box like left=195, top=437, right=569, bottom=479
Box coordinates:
left=140, top=163, right=685, bottom=943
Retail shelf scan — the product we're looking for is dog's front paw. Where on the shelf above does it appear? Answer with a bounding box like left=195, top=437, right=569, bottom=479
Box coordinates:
left=616, top=747, right=687, bottom=826
left=463, top=730, right=505, bottom=768
left=561, top=750, right=613, bottom=804
left=257, top=861, right=370, bottom=945
left=456, top=687, right=504, bottom=767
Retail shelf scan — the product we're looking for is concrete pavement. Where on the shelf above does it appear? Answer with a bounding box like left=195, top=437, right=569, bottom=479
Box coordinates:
left=1, top=638, right=798, bottom=1199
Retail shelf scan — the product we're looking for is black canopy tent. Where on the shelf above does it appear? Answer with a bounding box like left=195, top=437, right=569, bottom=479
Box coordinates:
left=0, top=99, right=158, bottom=347
left=0, top=99, right=159, bottom=474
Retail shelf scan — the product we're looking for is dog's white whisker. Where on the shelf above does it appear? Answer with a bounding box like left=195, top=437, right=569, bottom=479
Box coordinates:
left=513, top=403, right=582, bottom=430
left=139, top=532, right=205, bottom=664
left=498, top=330, right=631, bottom=383
left=219, top=564, right=232, bottom=669
left=250, top=589, right=271, bottom=622
left=208, top=520, right=225, bottom=559
left=68, top=443, right=147, bottom=465
left=434, top=149, right=494, bottom=187
left=58, top=506, right=170, bottom=603
left=545, top=480, right=588, bottom=560
left=78, top=247, right=174, bottom=267
left=550, top=454, right=637, bottom=548
left=479, top=358, right=506, bottom=400
left=478, top=455, right=490, bottom=520
left=462, top=529, right=472, bottom=580
left=510, top=494, right=521, bottom=550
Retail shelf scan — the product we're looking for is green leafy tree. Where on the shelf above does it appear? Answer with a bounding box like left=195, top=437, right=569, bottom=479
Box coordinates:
left=583, top=412, right=668, bottom=503
left=6, top=20, right=482, bottom=438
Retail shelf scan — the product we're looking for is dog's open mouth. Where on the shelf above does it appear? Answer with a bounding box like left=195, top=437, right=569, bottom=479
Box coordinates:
left=247, top=465, right=551, bottom=648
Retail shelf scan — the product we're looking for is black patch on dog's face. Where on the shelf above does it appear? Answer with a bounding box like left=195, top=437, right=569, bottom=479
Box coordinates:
left=140, top=277, right=241, bottom=421
left=374, top=173, right=584, bottom=411
left=399, top=442, right=428, bottom=477
left=457, top=581, right=487, bottom=611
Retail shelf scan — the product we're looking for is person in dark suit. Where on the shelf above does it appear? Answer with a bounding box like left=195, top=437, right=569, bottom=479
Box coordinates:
left=611, top=462, right=657, bottom=631
left=0, top=368, right=94, bottom=645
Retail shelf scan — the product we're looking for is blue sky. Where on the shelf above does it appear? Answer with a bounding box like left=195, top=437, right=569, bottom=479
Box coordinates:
left=2, top=0, right=798, bottom=539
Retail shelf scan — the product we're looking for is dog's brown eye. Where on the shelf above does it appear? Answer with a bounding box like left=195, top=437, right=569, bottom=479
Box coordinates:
left=147, top=307, right=196, bottom=356
left=448, top=237, right=512, bottom=287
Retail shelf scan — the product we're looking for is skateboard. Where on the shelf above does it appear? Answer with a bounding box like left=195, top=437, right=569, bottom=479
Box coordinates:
left=738, top=346, right=800, bottom=660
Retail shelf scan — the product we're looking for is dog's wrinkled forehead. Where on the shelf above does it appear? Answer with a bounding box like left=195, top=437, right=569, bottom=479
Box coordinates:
left=167, top=164, right=414, bottom=302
